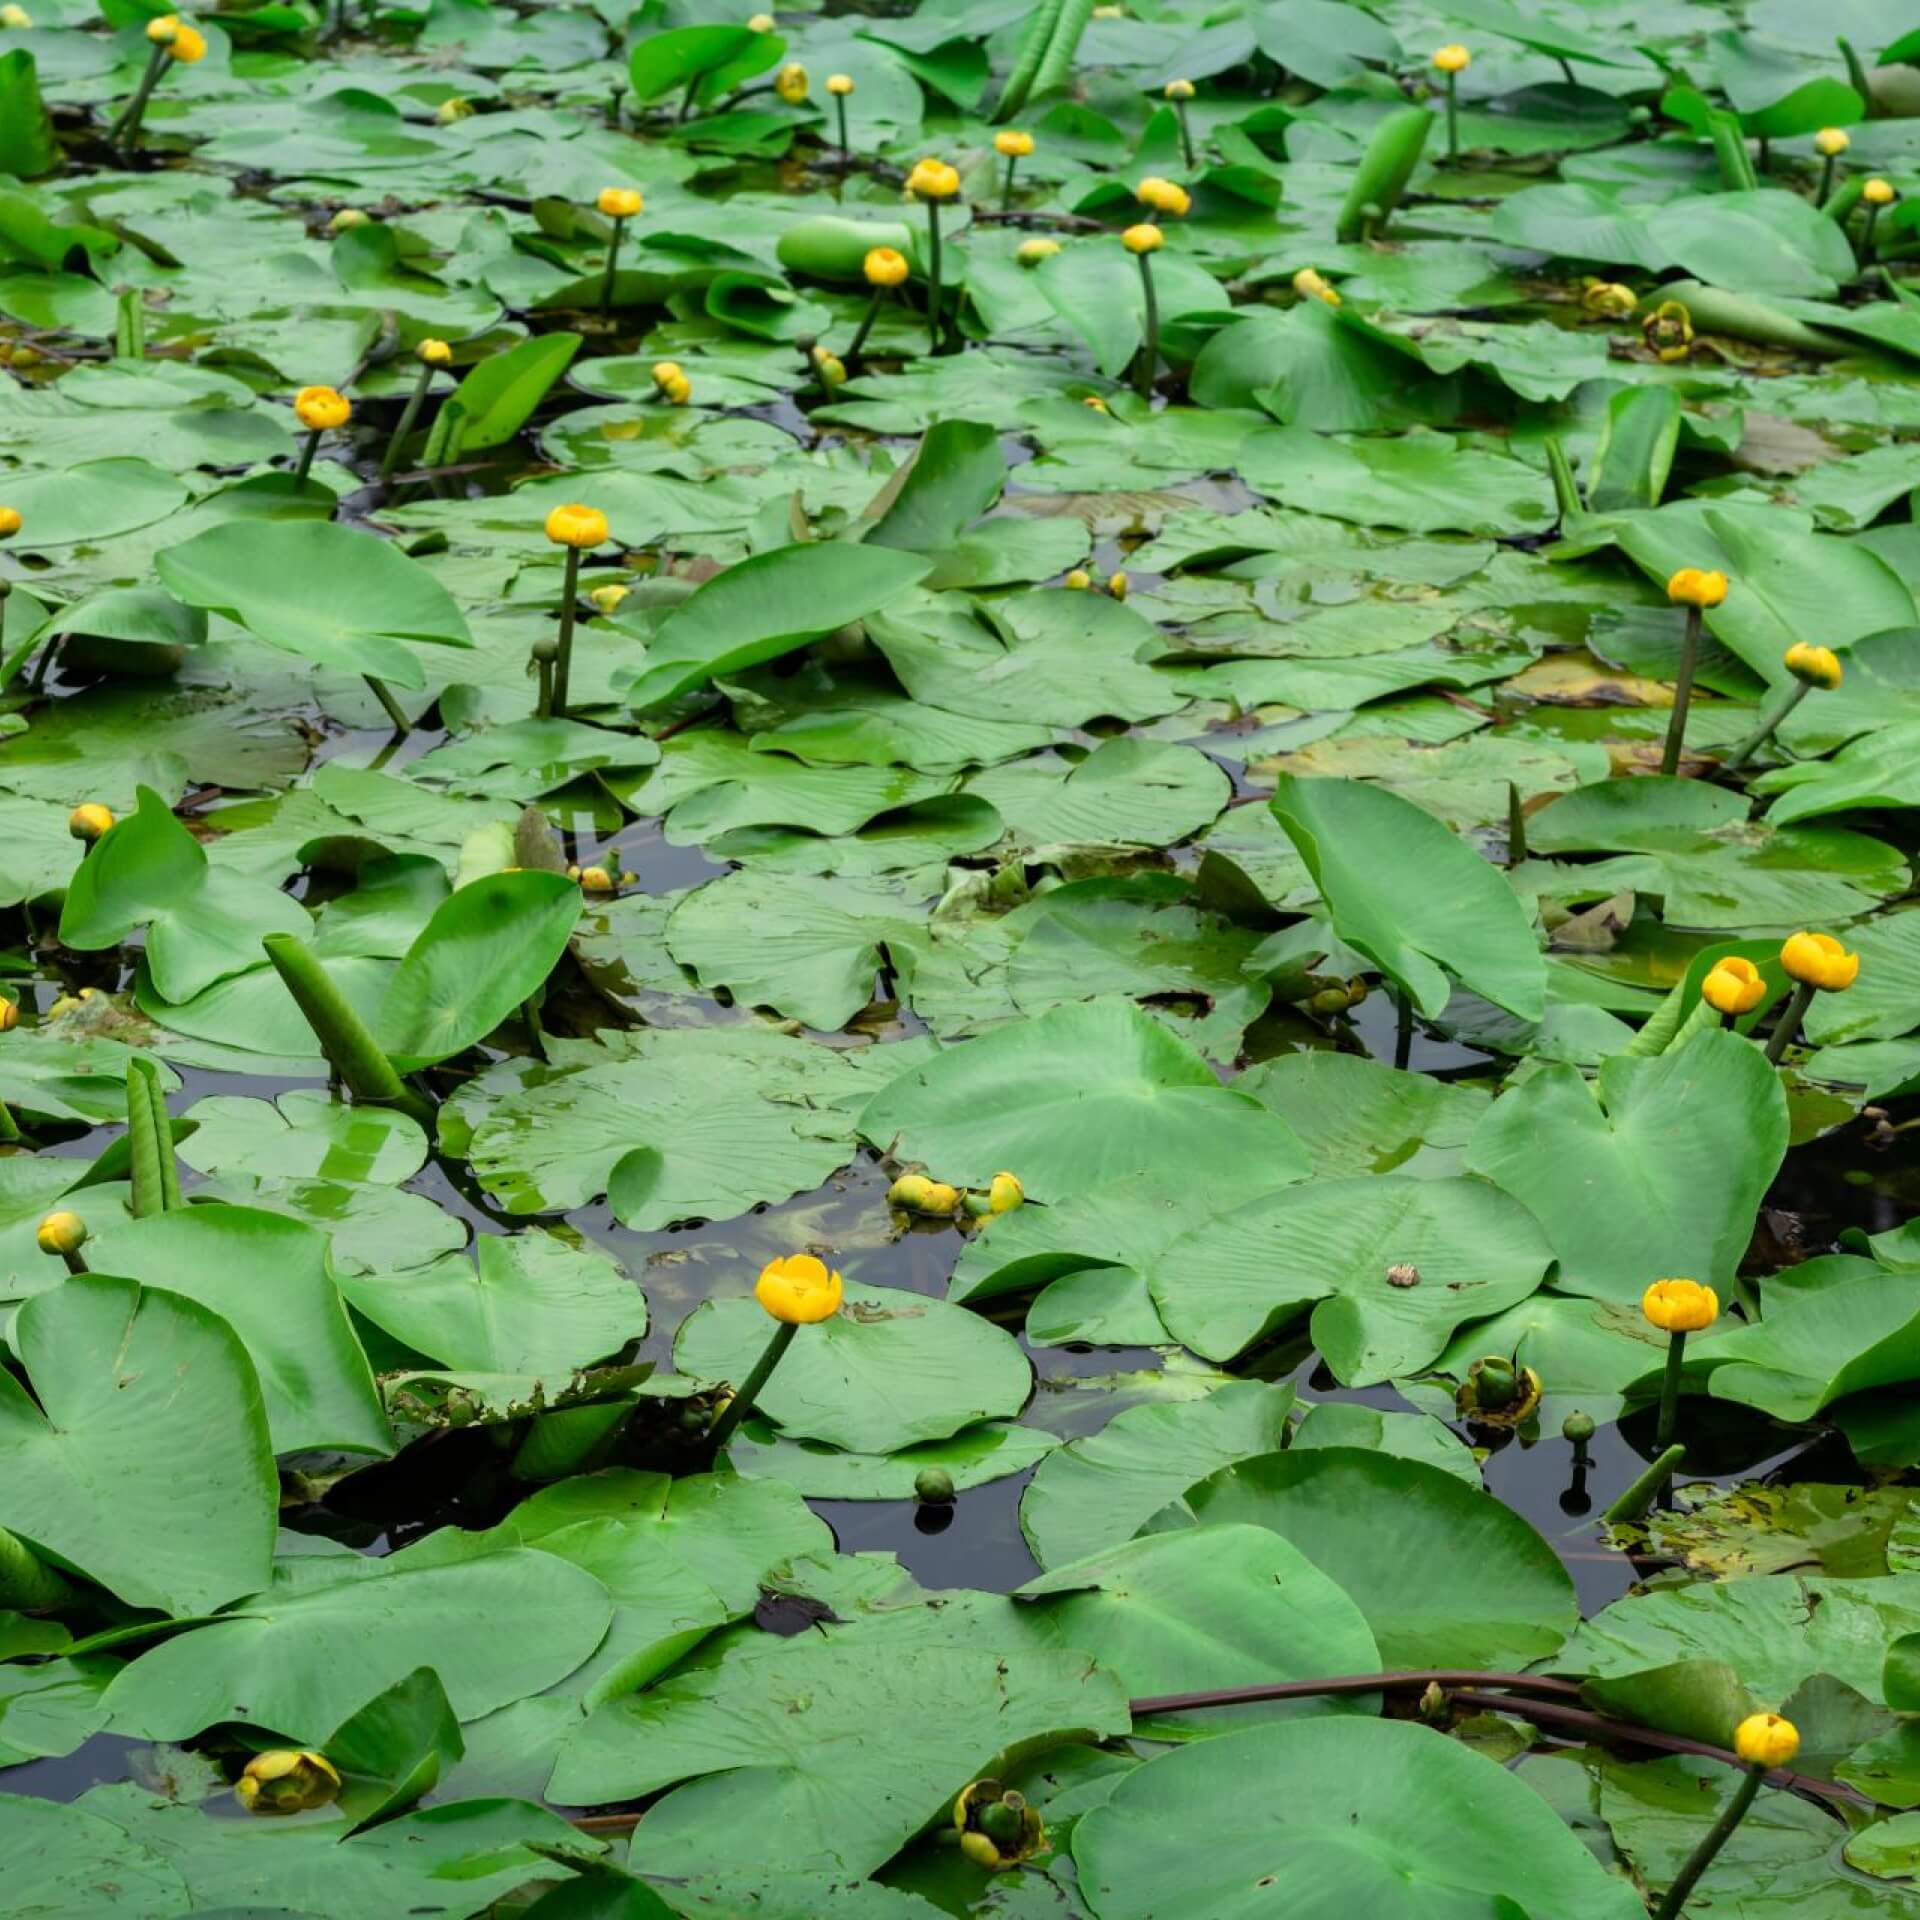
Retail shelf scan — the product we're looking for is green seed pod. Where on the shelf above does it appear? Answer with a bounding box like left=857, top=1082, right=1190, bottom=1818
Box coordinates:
left=915, top=1466, right=956, bottom=1505
left=1563, top=1411, right=1596, bottom=1445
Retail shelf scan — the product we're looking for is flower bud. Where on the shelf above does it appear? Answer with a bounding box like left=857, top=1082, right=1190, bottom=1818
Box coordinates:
left=596, top=185, right=643, bottom=220
left=1063, top=568, right=1092, bottom=590
left=921, top=1181, right=962, bottom=1217
left=1815, top=127, right=1850, bottom=156
left=1733, top=1712, right=1799, bottom=1770
left=1783, top=642, right=1841, bottom=690
left=435, top=96, right=474, bottom=123
left=1017, top=237, right=1060, bottom=266
left=1780, top=929, right=1859, bottom=992
left=588, top=583, right=630, bottom=615
left=1562, top=1411, right=1596, bottom=1445
left=1580, top=279, right=1636, bottom=318
left=776, top=62, right=808, bottom=104
left=544, top=503, right=609, bottom=549
left=417, top=337, right=453, bottom=365
left=1135, top=177, right=1190, bottom=216
left=36, top=1211, right=87, bottom=1256
left=1122, top=223, right=1163, bottom=254
left=987, top=1171, right=1023, bottom=1214
left=293, top=385, right=351, bottom=431
left=995, top=130, right=1035, bottom=158
left=1863, top=177, right=1896, bottom=206
left=0, top=506, right=20, bottom=537
left=0, top=998, right=16, bottom=1032
left=1165, top=78, right=1195, bottom=100
left=577, top=865, right=614, bottom=892
left=1642, top=1278, right=1718, bottom=1333
left=826, top=73, right=853, bottom=95
left=1106, top=570, right=1128, bottom=600
left=914, top=1466, right=956, bottom=1504
left=329, top=208, right=370, bottom=232
left=68, top=802, right=114, bottom=842
left=888, top=1173, right=935, bottom=1211
left=235, top=1749, right=341, bottom=1816
left=1292, top=266, right=1340, bottom=306
left=1432, top=43, right=1470, bottom=72
left=747, top=11, right=774, bottom=28
left=1666, top=566, right=1727, bottom=609
left=1309, top=986, right=1350, bottom=1016
left=1701, top=956, right=1765, bottom=1016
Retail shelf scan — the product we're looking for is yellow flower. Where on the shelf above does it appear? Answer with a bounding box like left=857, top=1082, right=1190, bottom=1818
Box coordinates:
left=1701, top=956, right=1765, bottom=1016
left=995, top=130, right=1035, bottom=158
left=826, top=73, right=854, bottom=95
left=1863, top=177, right=1896, bottom=206
left=235, top=1749, right=341, bottom=1816
left=662, top=372, right=692, bottom=405
left=1017, top=236, right=1060, bottom=266
left=1165, top=78, right=1195, bottom=101
left=1107, top=570, right=1128, bottom=600
left=1733, top=1713, right=1799, bottom=1770
left=1122, top=222, right=1163, bottom=253
left=1642, top=1279, right=1718, bottom=1334
left=650, top=361, right=684, bottom=390
left=329, top=208, right=369, bottom=231
left=1643, top=298, right=1693, bottom=362
left=35, top=1211, right=87, bottom=1257
left=1433, top=43, right=1470, bottom=72
left=68, top=802, right=114, bottom=842
left=755, top=1252, right=844, bottom=1323
left=578, top=865, right=614, bottom=891
left=864, top=245, right=909, bottom=288
left=0, top=6, right=33, bottom=26
left=1081, top=394, right=1108, bottom=412
left=888, top=1173, right=935, bottom=1211
left=416, top=337, right=452, bottom=366
left=1815, top=127, right=1851, bottom=157
left=817, top=353, right=847, bottom=386
left=921, top=1181, right=962, bottom=1216
left=1064, top=568, right=1092, bottom=589
left=0, top=999, right=15, bottom=1031
left=166, top=23, right=204, bottom=60
left=746, top=11, right=774, bottom=28
left=988, top=1172, right=1023, bottom=1214
left=587, top=583, right=629, bottom=615
left=907, top=157, right=961, bottom=200
left=1581, top=279, right=1637, bottom=317
left=1784, top=641, right=1841, bottom=690
left=597, top=185, right=643, bottom=219
left=1780, top=930, right=1859, bottom=992
left=293, top=385, right=351, bottom=431
left=1136, top=176, right=1190, bottom=215
left=145, top=13, right=178, bottom=40
left=544, top=503, right=609, bottom=549
left=776, top=62, right=808, bottom=103
left=0, top=506, right=20, bottom=536
left=1666, top=567, right=1727, bottom=609
left=435, top=96, right=473, bottom=123
left=1292, top=266, right=1340, bottom=306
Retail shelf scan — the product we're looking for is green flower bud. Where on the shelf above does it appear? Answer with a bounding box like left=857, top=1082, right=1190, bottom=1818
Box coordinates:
left=914, top=1466, right=956, bottom=1505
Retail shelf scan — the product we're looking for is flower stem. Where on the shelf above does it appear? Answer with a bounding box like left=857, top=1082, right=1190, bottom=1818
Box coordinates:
left=1133, top=246, right=1159, bottom=401
left=1860, top=202, right=1883, bottom=267
left=294, top=427, right=322, bottom=487
left=1393, top=985, right=1413, bottom=1070
left=364, top=675, right=411, bottom=735
left=706, top=1320, right=798, bottom=1452
left=534, top=648, right=555, bottom=720
left=1721, top=679, right=1809, bottom=773
left=1175, top=99, right=1194, bottom=170
left=834, top=94, right=849, bottom=158
left=551, top=545, right=583, bottom=718
left=1603, top=1442, right=1686, bottom=1527
left=925, top=199, right=944, bottom=355
left=1818, top=153, right=1837, bottom=205
left=1659, top=604, right=1702, bottom=776
left=846, top=286, right=884, bottom=367
left=1765, top=979, right=1815, bottom=1066
left=1002, top=151, right=1018, bottom=210
left=380, top=359, right=435, bottom=485
left=1444, top=70, right=1459, bottom=161
left=1654, top=1329, right=1687, bottom=1454
left=1653, top=1765, right=1764, bottom=1920
left=108, top=43, right=169, bottom=151
left=600, top=215, right=625, bottom=319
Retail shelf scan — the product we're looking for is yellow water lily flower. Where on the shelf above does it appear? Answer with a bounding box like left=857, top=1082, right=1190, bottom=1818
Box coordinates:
left=544, top=503, right=609, bottom=548
left=906, top=157, right=961, bottom=199
left=1642, top=1278, right=1718, bottom=1334
left=1107, top=570, right=1128, bottom=600
left=1734, top=1713, right=1800, bottom=1769
left=1017, top=237, right=1061, bottom=266
left=1581, top=279, right=1637, bottom=318
left=587, top=583, right=629, bottom=615
left=68, top=803, right=114, bottom=842
left=995, top=130, right=1035, bottom=158
left=755, top=1252, right=845, bottom=1323
left=988, top=1172, right=1023, bottom=1214
left=776, top=62, right=808, bottom=103
left=1666, top=567, right=1727, bottom=609
left=1122, top=222, right=1163, bottom=253
left=329, top=208, right=369, bottom=231
left=435, top=96, right=474, bottom=123
left=1432, top=43, right=1470, bottom=72
left=236, top=1750, right=341, bottom=1816
left=1815, top=127, right=1851, bottom=157
left=1293, top=266, right=1340, bottom=305
left=1165, top=78, right=1195, bottom=100
left=864, top=245, right=909, bottom=287
left=1064, top=568, right=1092, bottom=589
left=1136, top=176, right=1190, bottom=215
left=0, top=506, right=21, bottom=536
left=826, top=73, right=853, bottom=95
left=1701, top=956, right=1765, bottom=1016
left=35, top=1211, right=87, bottom=1256
left=746, top=11, right=774, bottom=29
left=0, top=7, right=34, bottom=27
left=596, top=185, right=643, bottom=219
left=293, top=385, right=351, bottom=431
left=416, top=337, right=452, bottom=365
left=1780, top=930, right=1859, bottom=992
left=1783, top=641, right=1842, bottom=689
left=1863, top=177, right=1896, bottom=205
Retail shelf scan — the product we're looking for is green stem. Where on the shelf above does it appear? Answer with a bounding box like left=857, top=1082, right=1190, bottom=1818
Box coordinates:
left=845, top=286, right=884, bottom=367
left=1765, top=979, right=1815, bottom=1066
left=1860, top=201, right=1882, bottom=267
left=1653, top=1765, right=1764, bottom=1920
left=1175, top=99, right=1194, bottom=171
left=0, top=1525, right=77, bottom=1611
left=1393, top=986, right=1413, bottom=1070
left=600, top=215, right=625, bottom=319
left=1506, top=780, right=1527, bottom=865
left=379, top=359, right=434, bottom=485
left=261, top=933, right=433, bottom=1126
left=59, top=1246, right=89, bottom=1276
left=552, top=545, right=583, bottom=718
left=534, top=648, right=555, bottom=720
left=1654, top=1329, right=1687, bottom=1455
left=1444, top=70, right=1459, bottom=161
left=834, top=94, right=849, bottom=156
left=1133, top=247, right=1159, bottom=401
left=107, top=42, right=169, bottom=150
left=1603, top=1443, right=1686, bottom=1528
left=1002, top=151, right=1017, bottom=211
left=364, top=675, right=411, bottom=735
left=1757, top=135, right=1770, bottom=175
left=294, top=427, right=321, bottom=487
left=1818, top=152, right=1837, bottom=205
left=705, top=1320, right=799, bottom=1452
left=925, top=198, right=944, bottom=355
left=1544, top=435, right=1582, bottom=520
left=1722, top=679, right=1809, bottom=773
left=1659, top=605, right=1701, bottom=777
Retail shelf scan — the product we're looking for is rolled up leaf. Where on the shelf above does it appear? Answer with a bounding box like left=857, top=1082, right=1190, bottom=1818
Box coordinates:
left=996, top=0, right=1065, bottom=121
left=1032, top=0, right=1097, bottom=103
left=261, top=934, right=433, bottom=1128
left=1335, top=107, right=1433, bottom=244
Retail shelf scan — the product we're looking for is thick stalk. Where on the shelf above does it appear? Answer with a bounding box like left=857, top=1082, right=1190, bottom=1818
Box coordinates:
left=1757, top=135, right=1770, bottom=175
left=1603, top=1442, right=1686, bottom=1527
left=705, top=1320, right=798, bottom=1452
left=1001, top=151, right=1018, bottom=211
left=534, top=649, right=555, bottom=720
left=845, top=286, right=884, bottom=367
left=834, top=94, right=849, bottom=157
left=293, top=427, right=322, bottom=486
left=1133, top=248, right=1159, bottom=401
left=1860, top=202, right=1883, bottom=266
left=1654, top=1330, right=1687, bottom=1454
left=1654, top=1766, right=1764, bottom=1920
left=1659, top=605, right=1701, bottom=776
left=363, top=675, right=411, bottom=735
left=600, top=215, right=626, bottom=319
left=1818, top=152, right=1837, bottom=204
left=107, top=42, right=169, bottom=150
left=551, top=545, right=583, bottom=717
left=379, top=359, right=434, bottom=485
left=1765, top=979, right=1815, bottom=1065
left=1393, top=986, right=1413, bottom=1070
left=1175, top=99, right=1194, bottom=170
left=1444, top=70, right=1459, bottom=161
left=925, top=199, right=944, bottom=354
left=1722, top=680, right=1809, bottom=773
left=261, top=934, right=432, bottom=1126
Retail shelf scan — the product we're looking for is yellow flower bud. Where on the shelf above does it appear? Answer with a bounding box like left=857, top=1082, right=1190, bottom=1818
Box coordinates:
left=651, top=360, right=684, bottom=389
left=746, top=11, right=774, bottom=29
left=1643, top=298, right=1694, bottom=362
left=816, top=353, right=847, bottom=386
left=1122, top=223, right=1163, bottom=253
left=577, top=865, right=614, bottom=891
left=0, top=507, right=18, bottom=537
left=416, top=337, right=452, bottom=365
left=36, top=1211, right=87, bottom=1257
left=1733, top=1713, right=1800, bottom=1770
left=1783, top=642, right=1841, bottom=690
left=662, top=372, right=692, bottom=405
left=1017, top=236, right=1061, bottom=266
left=907, top=157, right=961, bottom=200
left=329, top=208, right=370, bottom=232
left=235, top=1749, right=341, bottom=1816
left=1581, top=279, right=1637, bottom=318
left=1432, top=43, right=1470, bottom=72
left=1642, top=1278, right=1718, bottom=1334
left=995, top=130, right=1035, bottom=158
left=754, top=1252, right=844, bottom=1324
left=1815, top=127, right=1850, bottom=156
left=920, top=1181, right=962, bottom=1216
left=776, top=62, right=808, bottom=103
left=1292, top=266, right=1340, bottom=306
left=68, top=802, right=114, bottom=842
left=1863, top=177, right=1896, bottom=206
left=1666, top=567, right=1727, bottom=609
left=1165, top=78, right=1195, bottom=101
left=1064, top=568, right=1092, bottom=589
left=1701, top=956, right=1765, bottom=1016
left=1136, top=176, right=1190, bottom=215
left=826, top=73, right=853, bottom=95
left=888, top=1172, right=935, bottom=1211
left=1081, top=394, right=1108, bottom=413
left=1107, top=570, right=1128, bottom=600
left=145, top=13, right=178, bottom=40
left=293, top=385, right=351, bottom=431
left=959, top=1831, right=1004, bottom=1868
left=544, top=502, right=609, bottom=548
left=0, top=6, right=33, bottom=26
left=1780, top=930, right=1859, bottom=992
left=164, top=25, right=205, bottom=63
left=864, top=245, right=909, bottom=288
left=597, top=186, right=643, bottom=220
left=988, top=1172, right=1023, bottom=1214
left=588, top=583, right=630, bottom=615
left=0, top=999, right=16, bottom=1032
left=436, top=96, right=474, bottom=123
